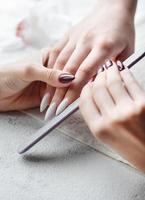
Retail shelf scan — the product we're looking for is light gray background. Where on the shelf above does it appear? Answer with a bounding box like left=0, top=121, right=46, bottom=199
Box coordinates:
left=0, top=112, right=145, bottom=200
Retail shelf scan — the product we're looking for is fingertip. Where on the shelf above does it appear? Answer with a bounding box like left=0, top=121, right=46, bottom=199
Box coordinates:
left=116, top=60, right=125, bottom=71
left=56, top=98, right=69, bottom=115
left=58, top=73, right=75, bottom=84
left=45, top=68, right=75, bottom=87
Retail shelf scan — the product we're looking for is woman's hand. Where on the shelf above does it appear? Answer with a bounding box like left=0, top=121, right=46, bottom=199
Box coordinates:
left=41, top=0, right=136, bottom=120
left=80, top=61, right=145, bottom=173
left=0, top=58, right=74, bottom=112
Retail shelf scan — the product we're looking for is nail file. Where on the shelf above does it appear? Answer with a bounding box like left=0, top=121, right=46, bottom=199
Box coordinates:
left=18, top=51, right=145, bottom=154
left=18, top=99, right=79, bottom=154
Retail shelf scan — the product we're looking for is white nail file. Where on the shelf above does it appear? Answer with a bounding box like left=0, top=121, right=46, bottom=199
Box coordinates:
left=18, top=98, right=79, bottom=154
left=18, top=51, right=145, bottom=154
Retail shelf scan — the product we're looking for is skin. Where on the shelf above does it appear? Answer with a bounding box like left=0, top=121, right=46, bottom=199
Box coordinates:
left=0, top=56, right=74, bottom=111
left=42, top=0, right=137, bottom=111
left=80, top=62, right=145, bottom=173
left=1, top=0, right=143, bottom=171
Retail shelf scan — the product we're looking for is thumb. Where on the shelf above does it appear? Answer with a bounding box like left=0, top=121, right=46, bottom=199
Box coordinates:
left=24, top=65, right=75, bottom=87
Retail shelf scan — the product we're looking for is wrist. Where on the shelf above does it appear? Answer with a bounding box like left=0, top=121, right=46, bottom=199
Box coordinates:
left=117, top=0, right=137, bottom=18
left=93, top=0, right=137, bottom=20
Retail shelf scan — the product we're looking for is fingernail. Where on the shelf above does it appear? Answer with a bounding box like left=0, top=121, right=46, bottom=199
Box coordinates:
left=40, top=93, right=50, bottom=112
left=56, top=98, right=69, bottom=116
left=59, top=73, right=75, bottom=83
left=44, top=102, right=57, bottom=121
left=97, top=65, right=104, bottom=74
left=105, top=60, right=113, bottom=69
left=116, top=60, right=125, bottom=71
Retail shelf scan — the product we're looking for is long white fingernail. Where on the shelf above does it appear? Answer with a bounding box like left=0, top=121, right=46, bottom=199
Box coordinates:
left=56, top=98, right=69, bottom=116
left=44, top=102, right=57, bottom=121
left=40, top=93, right=50, bottom=112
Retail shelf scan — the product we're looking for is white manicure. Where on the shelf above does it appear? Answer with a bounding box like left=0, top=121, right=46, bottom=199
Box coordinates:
left=40, top=93, right=50, bottom=112
left=56, top=98, right=69, bottom=116
left=44, top=102, right=57, bottom=121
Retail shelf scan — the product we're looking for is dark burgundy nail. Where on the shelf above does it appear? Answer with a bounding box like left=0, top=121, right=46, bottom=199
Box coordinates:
left=105, top=60, right=113, bottom=69
left=117, top=60, right=125, bottom=71
left=59, top=73, right=75, bottom=83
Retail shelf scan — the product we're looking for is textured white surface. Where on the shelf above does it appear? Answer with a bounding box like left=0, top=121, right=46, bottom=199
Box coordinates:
left=0, top=0, right=145, bottom=199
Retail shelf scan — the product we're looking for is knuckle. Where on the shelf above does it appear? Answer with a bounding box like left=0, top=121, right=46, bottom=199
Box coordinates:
left=96, top=129, right=108, bottom=142
left=81, top=33, right=93, bottom=45
left=112, top=105, right=135, bottom=124
left=23, top=63, right=35, bottom=78
left=87, top=118, right=104, bottom=137
left=46, top=69, right=54, bottom=81
left=107, top=79, right=121, bottom=89
left=94, top=122, right=112, bottom=142
left=110, top=115, right=124, bottom=126
left=64, top=66, right=76, bottom=75
left=56, top=59, right=67, bottom=67
left=78, top=67, right=92, bottom=77
left=93, top=81, right=106, bottom=91
left=124, top=103, right=144, bottom=120
left=98, top=37, right=115, bottom=52
left=66, top=61, right=79, bottom=70
left=50, top=48, right=60, bottom=55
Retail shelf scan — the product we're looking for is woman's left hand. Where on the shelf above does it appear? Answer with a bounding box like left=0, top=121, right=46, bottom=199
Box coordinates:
left=0, top=58, right=75, bottom=111
left=80, top=61, right=145, bottom=173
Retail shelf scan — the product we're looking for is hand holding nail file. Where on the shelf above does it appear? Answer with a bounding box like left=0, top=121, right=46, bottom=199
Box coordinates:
left=18, top=51, right=145, bottom=154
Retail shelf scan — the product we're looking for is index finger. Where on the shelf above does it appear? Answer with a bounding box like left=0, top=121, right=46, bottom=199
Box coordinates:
left=79, top=83, right=101, bottom=135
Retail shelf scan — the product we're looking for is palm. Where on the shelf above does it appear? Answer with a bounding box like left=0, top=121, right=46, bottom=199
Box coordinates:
left=1, top=81, right=45, bottom=111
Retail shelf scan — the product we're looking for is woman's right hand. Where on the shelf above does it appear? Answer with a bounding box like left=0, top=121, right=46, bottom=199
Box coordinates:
left=80, top=61, right=145, bottom=173
left=40, top=0, right=137, bottom=120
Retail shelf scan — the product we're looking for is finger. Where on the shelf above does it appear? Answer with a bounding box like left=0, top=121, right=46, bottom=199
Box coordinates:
left=41, top=36, right=69, bottom=111
left=62, top=44, right=91, bottom=74
left=92, top=69, right=115, bottom=116
left=40, top=58, right=55, bottom=111
left=47, top=36, right=69, bottom=67
left=117, top=47, right=132, bottom=61
left=106, top=61, right=132, bottom=104
left=41, top=67, right=75, bottom=118
left=44, top=87, right=68, bottom=120
left=22, top=65, right=75, bottom=87
left=53, top=42, right=75, bottom=70
left=119, top=61, right=145, bottom=101
left=54, top=47, right=115, bottom=115
left=50, top=45, right=120, bottom=116
left=48, top=45, right=91, bottom=114
left=79, top=83, right=101, bottom=135
left=42, top=48, right=57, bottom=111
left=77, top=46, right=115, bottom=78
left=53, top=68, right=89, bottom=116
left=41, top=47, right=50, bottom=67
